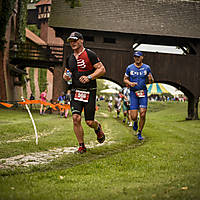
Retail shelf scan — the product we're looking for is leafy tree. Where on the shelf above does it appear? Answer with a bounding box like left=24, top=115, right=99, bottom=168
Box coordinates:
left=96, top=79, right=109, bottom=96
left=27, top=24, right=40, bottom=36
left=0, top=0, right=16, bottom=50
left=16, top=0, right=28, bottom=44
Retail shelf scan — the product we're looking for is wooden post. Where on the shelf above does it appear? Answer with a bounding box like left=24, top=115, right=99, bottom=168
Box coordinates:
left=187, top=96, right=199, bottom=120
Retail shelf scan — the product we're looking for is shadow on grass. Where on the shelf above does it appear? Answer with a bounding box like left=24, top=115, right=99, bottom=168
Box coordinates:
left=176, top=119, right=199, bottom=122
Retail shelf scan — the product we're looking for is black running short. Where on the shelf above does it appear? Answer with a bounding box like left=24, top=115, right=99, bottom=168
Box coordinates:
left=70, top=89, right=96, bottom=121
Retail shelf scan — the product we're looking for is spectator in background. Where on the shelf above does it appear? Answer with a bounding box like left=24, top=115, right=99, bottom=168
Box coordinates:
left=108, top=96, right=113, bottom=112
left=40, top=89, right=47, bottom=115
left=122, top=84, right=132, bottom=126
left=58, top=92, right=66, bottom=117
left=114, top=92, right=122, bottom=118
left=64, top=90, right=71, bottom=118
left=29, top=93, right=35, bottom=110
left=46, top=99, right=54, bottom=114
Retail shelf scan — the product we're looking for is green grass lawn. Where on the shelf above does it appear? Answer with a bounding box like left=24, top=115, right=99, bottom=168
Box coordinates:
left=0, top=101, right=200, bottom=200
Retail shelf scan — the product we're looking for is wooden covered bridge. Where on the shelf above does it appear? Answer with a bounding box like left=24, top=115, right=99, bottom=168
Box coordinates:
left=49, top=0, right=200, bottom=120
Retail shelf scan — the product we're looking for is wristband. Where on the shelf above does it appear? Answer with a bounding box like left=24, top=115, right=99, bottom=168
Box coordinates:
left=87, top=75, right=92, bottom=80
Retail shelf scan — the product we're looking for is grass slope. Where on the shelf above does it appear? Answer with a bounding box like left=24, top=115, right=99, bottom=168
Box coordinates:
left=0, top=101, right=200, bottom=200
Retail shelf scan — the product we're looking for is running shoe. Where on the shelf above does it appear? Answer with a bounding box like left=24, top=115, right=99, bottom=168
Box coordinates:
left=129, top=122, right=133, bottom=127
left=76, top=146, right=87, bottom=154
left=137, top=132, right=143, bottom=140
left=123, top=119, right=126, bottom=123
left=133, top=120, right=138, bottom=131
left=95, top=124, right=105, bottom=143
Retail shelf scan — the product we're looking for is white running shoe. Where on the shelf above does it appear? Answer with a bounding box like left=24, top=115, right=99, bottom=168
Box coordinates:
left=129, top=122, right=133, bottom=126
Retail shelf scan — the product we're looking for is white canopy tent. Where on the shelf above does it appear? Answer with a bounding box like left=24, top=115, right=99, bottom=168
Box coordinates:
left=100, top=88, right=119, bottom=94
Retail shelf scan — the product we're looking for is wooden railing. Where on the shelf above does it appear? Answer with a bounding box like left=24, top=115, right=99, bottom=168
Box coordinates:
left=9, top=43, right=63, bottom=67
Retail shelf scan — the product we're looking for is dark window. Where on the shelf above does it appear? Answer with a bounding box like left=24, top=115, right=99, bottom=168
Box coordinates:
left=84, top=36, right=94, bottom=42
left=104, top=37, right=116, bottom=43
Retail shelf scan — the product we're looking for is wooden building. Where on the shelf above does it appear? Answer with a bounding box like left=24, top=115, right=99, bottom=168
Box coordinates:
left=49, top=0, right=200, bottom=119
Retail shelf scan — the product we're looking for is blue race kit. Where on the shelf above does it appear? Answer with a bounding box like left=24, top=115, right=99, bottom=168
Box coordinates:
left=125, top=63, right=152, bottom=110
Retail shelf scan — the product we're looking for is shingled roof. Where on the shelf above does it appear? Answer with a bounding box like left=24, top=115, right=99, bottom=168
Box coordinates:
left=49, top=0, right=200, bottom=39
left=26, top=28, right=47, bottom=45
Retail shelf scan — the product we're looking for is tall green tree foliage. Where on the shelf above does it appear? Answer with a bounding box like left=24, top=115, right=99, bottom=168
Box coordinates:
left=0, top=0, right=28, bottom=50
left=27, top=25, right=40, bottom=36
left=16, top=0, right=28, bottom=43
left=29, top=68, right=35, bottom=96
left=96, top=79, right=109, bottom=96
left=0, top=0, right=16, bottom=50
left=38, top=68, right=47, bottom=93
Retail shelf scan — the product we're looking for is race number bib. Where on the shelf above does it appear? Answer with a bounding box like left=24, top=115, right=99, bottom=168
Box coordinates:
left=135, top=90, right=145, bottom=98
left=74, top=90, right=90, bottom=102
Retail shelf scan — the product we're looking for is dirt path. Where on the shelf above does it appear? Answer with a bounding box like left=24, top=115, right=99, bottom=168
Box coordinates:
left=0, top=113, right=113, bottom=169
left=0, top=137, right=114, bottom=169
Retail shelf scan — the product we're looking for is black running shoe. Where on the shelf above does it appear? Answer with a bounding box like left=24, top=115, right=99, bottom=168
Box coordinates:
left=95, top=124, right=105, bottom=143
left=133, top=120, right=138, bottom=131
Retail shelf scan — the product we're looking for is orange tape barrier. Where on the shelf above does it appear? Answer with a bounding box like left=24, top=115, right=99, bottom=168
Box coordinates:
left=1, top=99, right=98, bottom=111
left=0, top=102, right=14, bottom=108
left=0, top=100, right=63, bottom=111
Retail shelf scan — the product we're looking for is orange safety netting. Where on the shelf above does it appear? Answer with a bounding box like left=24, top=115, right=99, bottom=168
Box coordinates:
left=15, top=99, right=71, bottom=111
left=1, top=99, right=98, bottom=111
left=17, top=98, right=38, bottom=105
left=0, top=102, right=14, bottom=108
left=55, top=103, right=70, bottom=111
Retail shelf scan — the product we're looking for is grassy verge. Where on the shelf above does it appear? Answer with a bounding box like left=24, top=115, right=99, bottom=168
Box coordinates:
left=0, top=101, right=200, bottom=200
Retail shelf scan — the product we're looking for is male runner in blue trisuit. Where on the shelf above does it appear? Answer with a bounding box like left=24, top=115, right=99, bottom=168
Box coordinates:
left=124, top=51, right=154, bottom=140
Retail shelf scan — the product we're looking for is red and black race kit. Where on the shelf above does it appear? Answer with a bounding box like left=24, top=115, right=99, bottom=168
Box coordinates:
left=65, top=48, right=101, bottom=120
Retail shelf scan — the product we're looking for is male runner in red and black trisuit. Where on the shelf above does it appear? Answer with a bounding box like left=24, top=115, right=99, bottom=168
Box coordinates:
left=63, top=32, right=106, bottom=154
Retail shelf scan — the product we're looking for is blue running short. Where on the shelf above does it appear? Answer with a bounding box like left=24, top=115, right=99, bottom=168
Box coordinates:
left=130, top=90, right=148, bottom=110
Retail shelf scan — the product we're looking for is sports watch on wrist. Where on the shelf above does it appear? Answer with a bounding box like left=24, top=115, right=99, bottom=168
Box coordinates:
left=87, top=75, right=92, bottom=80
